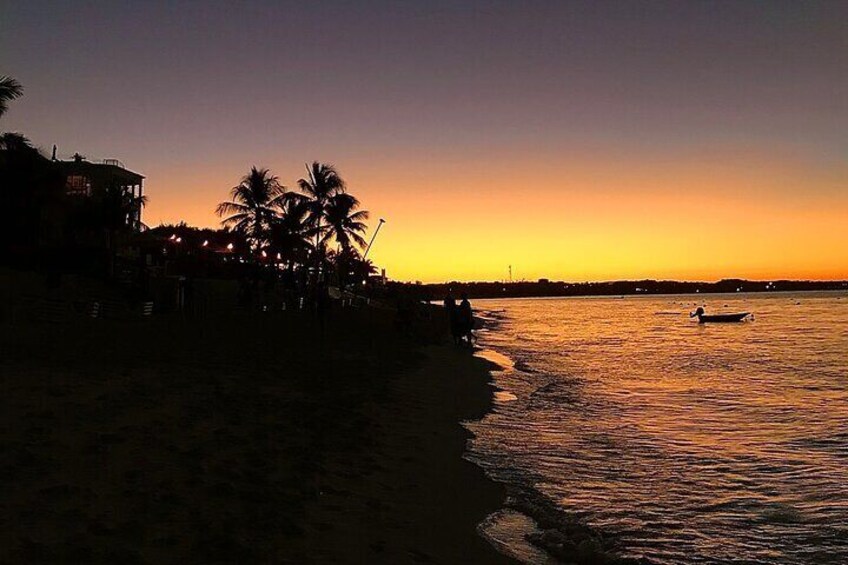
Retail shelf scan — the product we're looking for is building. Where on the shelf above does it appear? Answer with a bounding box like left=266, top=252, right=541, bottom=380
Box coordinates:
left=57, top=153, right=145, bottom=229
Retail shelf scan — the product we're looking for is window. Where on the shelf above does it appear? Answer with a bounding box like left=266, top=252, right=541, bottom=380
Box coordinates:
left=66, top=174, right=91, bottom=196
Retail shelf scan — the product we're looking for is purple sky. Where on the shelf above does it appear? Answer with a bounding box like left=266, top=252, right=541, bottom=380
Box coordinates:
left=6, top=1, right=845, bottom=163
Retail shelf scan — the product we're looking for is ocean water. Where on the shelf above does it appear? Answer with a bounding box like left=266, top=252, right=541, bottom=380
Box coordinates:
left=468, top=292, right=848, bottom=564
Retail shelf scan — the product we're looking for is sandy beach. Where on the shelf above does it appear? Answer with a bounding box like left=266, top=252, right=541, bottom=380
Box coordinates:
left=0, top=298, right=512, bottom=563
left=293, top=345, right=514, bottom=564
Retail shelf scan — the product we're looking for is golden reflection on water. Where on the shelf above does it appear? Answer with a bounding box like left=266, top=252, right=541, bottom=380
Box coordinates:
left=469, top=292, right=848, bottom=564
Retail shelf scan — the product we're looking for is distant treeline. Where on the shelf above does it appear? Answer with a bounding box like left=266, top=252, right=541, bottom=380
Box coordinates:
left=397, top=279, right=848, bottom=300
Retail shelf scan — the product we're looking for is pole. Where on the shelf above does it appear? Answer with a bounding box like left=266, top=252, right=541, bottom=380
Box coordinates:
left=363, top=218, right=385, bottom=259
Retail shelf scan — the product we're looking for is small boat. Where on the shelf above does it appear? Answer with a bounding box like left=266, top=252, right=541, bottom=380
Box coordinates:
left=690, top=307, right=750, bottom=323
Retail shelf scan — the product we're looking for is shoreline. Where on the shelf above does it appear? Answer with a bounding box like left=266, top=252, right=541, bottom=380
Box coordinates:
left=469, top=315, right=648, bottom=565
left=292, top=344, right=517, bottom=563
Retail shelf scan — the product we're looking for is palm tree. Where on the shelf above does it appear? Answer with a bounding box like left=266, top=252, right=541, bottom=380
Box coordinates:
left=216, top=167, right=286, bottom=249
left=330, top=246, right=378, bottom=290
left=322, top=193, right=369, bottom=290
left=351, top=255, right=378, bottom=285
left=297, top=161, right=346, bottom=255
left=268, top=193, right=315, bottom=266
left=323, top=192, right=369, bottom=252
left=0, top=132, right=32, bottom=151
left=95, top=182, right=148, bottom=276
left=100, top=182, right=148, bottom=233
left=0, top=131, right=65, bottom=254
left=0, top=76, right=23, bottom=119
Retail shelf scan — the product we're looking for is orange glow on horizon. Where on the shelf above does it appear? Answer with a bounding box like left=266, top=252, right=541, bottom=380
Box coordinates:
left=142, top=147, right=848, bottom=283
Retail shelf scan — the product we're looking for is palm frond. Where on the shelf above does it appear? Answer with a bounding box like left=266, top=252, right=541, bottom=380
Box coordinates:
left=220, top=212, right=251, bottom=226
left=216, top=167, right=287, bottom=247
left=216, top=201, right=250, bottom=217
left=0, top=132, right=33, bottom=151
left=297, top=161, right=346, bottom=201
left=348, top=232, right=368, bottom=249
left=0, top=75, right=24, bottom=118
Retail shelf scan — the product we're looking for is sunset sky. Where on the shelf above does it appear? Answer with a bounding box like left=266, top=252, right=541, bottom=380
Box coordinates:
left=3, top=1, right=846, bottom=282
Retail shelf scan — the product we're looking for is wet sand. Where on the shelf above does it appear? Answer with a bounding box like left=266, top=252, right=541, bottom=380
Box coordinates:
left=0, top=304, right=512, bottom=563
left=294, top=345, right=515, bottom=563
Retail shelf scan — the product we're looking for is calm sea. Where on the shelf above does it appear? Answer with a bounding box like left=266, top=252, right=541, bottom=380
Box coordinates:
left=468, top=292, right=848, bottom=564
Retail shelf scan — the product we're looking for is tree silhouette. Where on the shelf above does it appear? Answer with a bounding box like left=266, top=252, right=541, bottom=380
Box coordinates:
left=268, top=193, right=316, bottom=266
left=212, top=161, right=378, bottom=289
left=216, top=167, right=286, bottom=249
left=99, top=182, right=148, bottom=234
left=323, top=192, right=369, bottom=252
left=89, top=182, right=147, bottom=276
left=330, top=246, right=378, bottom=289
left=0, top=133, right=65, bottom=258
left=0, top=132, right=32, bottom=151
left=0, top=76, right=23, bottom=119
left=297, top=162, right=346, bottom=256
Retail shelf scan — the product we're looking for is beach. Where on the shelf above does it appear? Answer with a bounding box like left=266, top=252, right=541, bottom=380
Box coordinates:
left=293, top=344, right=514, bottom=563
left=4, top=2, right=846, bottom=563
left=0, top=292, right=512, bottom=563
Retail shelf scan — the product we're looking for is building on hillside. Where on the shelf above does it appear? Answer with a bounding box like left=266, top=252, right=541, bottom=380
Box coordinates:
left=56, top=153, right=145, bottom=229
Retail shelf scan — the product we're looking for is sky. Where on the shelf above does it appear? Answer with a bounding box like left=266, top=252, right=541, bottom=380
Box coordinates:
left=2, top=0, right=846, bottom=282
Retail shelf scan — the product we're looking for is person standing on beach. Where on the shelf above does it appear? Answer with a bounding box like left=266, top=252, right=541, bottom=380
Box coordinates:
left=458, top=293, right=474, bottom=345
left=443, top=292, right=460, bottom=344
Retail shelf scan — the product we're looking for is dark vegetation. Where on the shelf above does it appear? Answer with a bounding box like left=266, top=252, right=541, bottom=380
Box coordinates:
left=1, top=75, right=385, bottom=319
left=403, top=278, right=848, bottom=300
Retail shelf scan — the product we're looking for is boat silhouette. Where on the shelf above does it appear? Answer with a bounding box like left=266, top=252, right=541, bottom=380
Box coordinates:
left=690, top=307, right=750, bottom=323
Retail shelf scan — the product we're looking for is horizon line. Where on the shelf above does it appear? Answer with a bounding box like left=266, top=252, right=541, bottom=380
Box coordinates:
left=399, top=277, right=848, bottom=286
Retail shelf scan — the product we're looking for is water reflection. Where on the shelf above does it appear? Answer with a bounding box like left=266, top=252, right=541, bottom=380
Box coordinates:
left=469, top=292, right=848, bottom=564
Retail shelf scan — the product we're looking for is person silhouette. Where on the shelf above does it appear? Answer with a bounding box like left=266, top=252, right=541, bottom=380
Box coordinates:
left=457, top=293, right=474, bottom=345
left=443, top=292, right=460, bottom=344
